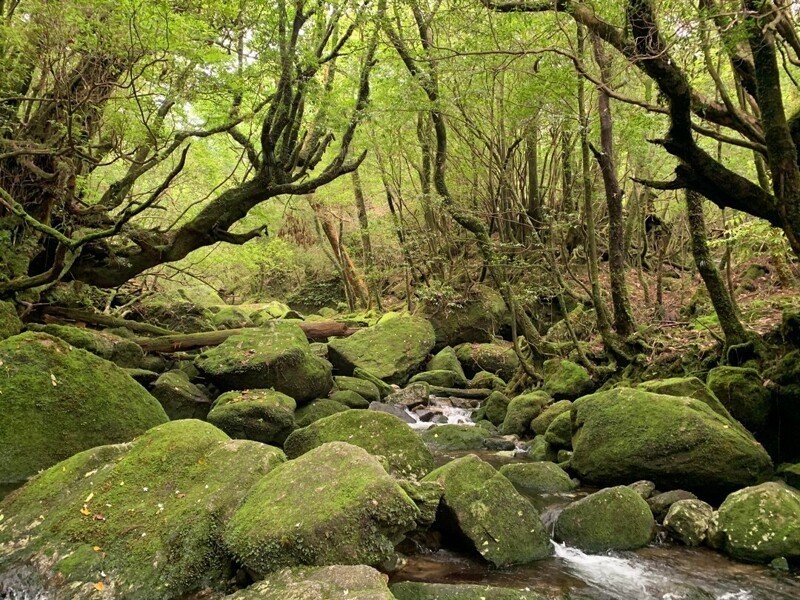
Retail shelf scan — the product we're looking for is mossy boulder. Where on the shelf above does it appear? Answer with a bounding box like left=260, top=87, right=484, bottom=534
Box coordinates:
left=647, top=489, right=698, bottom=521
left=543, top=410, right=573, bottom=449
left=542, top=359, right=592, bottom=400
left=211, top=305, right=253, bottom=329
left=422, top=455, right=551, bottom=566
left=207, top=389, right=297, bottom=445
left=569, top=388, right=773, bottom=497
left=526, top=435, right=558, bottom=462
left=500, top=391, right=551, bottom=436
left=0, top=332, right=168, bottom=489
left=422, top=285, right=511, bottom=347
left=294, top=399, right=350, bottom=428
left=420, top=424, right=491, bottom=451
left=32, top=323, right=144, bottom=368
left=335, top=375, right=381, bottom=403
left=554, top=486, right=654, bottom=552
left=327, top=316, right=435, bottom=385
left=455, top=342, right=519, bottom=381
left=469, top=371, right=506, bottom=391
left=710, top=482, right=800, bottom=563
left=0, top=420, right=286, bottom=598
left=224, top=442, right=419, bottom=576
left=427, top=346, right=467, bottom=381
left=195, top=322, right=333, bottom=403
left=330, top=389, right=370, bottom=409
left=499, top=462, right=577, bottom=495
left=228, top=565, right=394, bottom=599
left=151, top=370, right=212, bottom=420
left=392, top=581, right=544, bottom=599
left=354, top=367, right=396, bottom=398
left=637, top=377, right=738, bottom=426
left=663, top=499, right=713, bottom=546
left=0, top=301, right=22, bottom=341
left=410, top=370, right=466, bottom=388
left=777, top=463, right=800, bottom=489
left=284, top=410, right=434, bottom=479
left=531, top=400, right=572, bottom=436
left=133, top=287, right=219, bottom=333
left=248, top=301, right=296, bottom=325
left=706, top=366, right=774, bottom=436
left=765, top=350, right=800, bottom=461
left=482, top=391, right=511, bottom=427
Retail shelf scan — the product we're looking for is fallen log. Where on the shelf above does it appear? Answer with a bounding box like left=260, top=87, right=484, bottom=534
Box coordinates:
left=41, top=306, right=177, bottom=336
left=136, top=322, right=359, bottom=353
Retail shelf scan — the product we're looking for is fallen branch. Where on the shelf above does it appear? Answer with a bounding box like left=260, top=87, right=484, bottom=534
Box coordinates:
left=41, top=306, right=177, bottom=336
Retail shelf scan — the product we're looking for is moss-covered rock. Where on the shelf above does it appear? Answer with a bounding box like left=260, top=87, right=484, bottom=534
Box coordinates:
left=195, top=322, right=333, bottom=403
left=500, top=391, right=551, bottom=436
left=420, top=424, right=491, bottom=451
left=335, top=375, right=381, bottom=403
left=711, top=482, right=800, bottom=563
left=542, top=359, right=592, bottom=401
left=455, top=342, right=519, bottom=381
left=133, top=287, right=219, bottom=333
left=0, top=301, right=23, bottom=341
left=224, top=442, right=419, bottom=576
left=227, top=565, right=394, bottom=599
left=663, top=499, right=713, bottom=546
left=392, top=581, right=545, bottom=599
left=765, top=350, right=800, bottom=461
left=526, top=435, right=558, bottom=462
left=422, top=455, right=551, bottom=566
left=151, top=370, right=212, bottom=420
left=386, top=382, right=430, bottom=408
left=294, top=399, right=350, bottom=428
left=0, top=332, right=168, bottom=489
left=777, top=463, right=800, bottom=490
left=647, top=489, right=698, bottom=521
left=469, top=371, right=506, bottom=391
left=554, top=486, right=654, bottom=552
left=531, top=400, right=572, bottom=436
left=706, top=367, right=774, bottom=436
left=330, top=389, right=370, bottom=409
left=327, top=316, right=435, bottom=385
left=427, top=346, right=467, bottom=381
left=410, top=369, right=466, bottom=388
left=422, top=285, right=511, bottom=348
left=499, top=462, right=577, bottom=495
left=0, top=420, right=285, bottom=598
left=32, top=323, right=144, bottom=368
left=482, top=391, right=511, bottom=427
left=211, top=305, right=253, bottom=329
left=543, top=410, right=573, bottom=449
left=248, top=301, right=296, bottom=325
left=354, top=367, right=396, bottom=398
left=569, top=388, right=773, bottom=497
left=285, top=410, right=434, bottom=479
left=207, top=389, right=296, bottom=445
left=637, top=377, right=738, bottom=426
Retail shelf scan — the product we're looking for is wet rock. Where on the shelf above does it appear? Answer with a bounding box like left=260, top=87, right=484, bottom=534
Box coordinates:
left=0, top=332, right=168, bottom=489
left=224, top=442, right=419, bottom=576
left=227, top=565, right=394, bottom=599
left=335, top=375, right=381, bottom=403
left=483, top=437, right=517, bottom=451
left=422, top=455, right=552, bottom=566
left=386, top=382, right=430, bottom=409
left=285, top=410, right=434, bottom=479
left=627, top=480, right=656, bottom=500
left=207, top=389, right=296, bottom=445
left=370, top=401, right=415, bottom=423
left=415, top=408, right=436, bottom=422
left=195, top=322, right=334, bottom=403
left=295, top=399, right=350, bottom=427
left=542, top=359, right=593, bottom=401
left=151, top=370, right=213, bottom=420
left=0, top=301, right=22, bottom=341
left=543, top=410, right=572, bottom=449
left=392, top=581, right=545, bottom=599
left=455, top=342, right=519, bottom=381
left=421, top=424, right=490, bottom=451
left=500, top=391, right=551, bottom=436
left=554, top=486, right=654, bottom=552
left=499, top=462, right=577, bottom=495
left=663, top=499, right=713, bottom=546
left=328, top=315, right=435, bottom=385
left=569, top=388, right=773, bottom=497
left=647, top=490, right=698, bottom=521
left=531, top=400, right=572, bottom=436
left=330, top=389, right=370, bottom=409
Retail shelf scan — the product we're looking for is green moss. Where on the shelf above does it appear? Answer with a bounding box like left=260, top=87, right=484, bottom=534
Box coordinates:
left=542, top=359, right=592, bottom=400
left=31, top=323, right=144, bottom=368
left=0, top=301, right=23, bottom=341
left=284, top=410, right=434, bottom=479
left=329, top=389, right=370, bottom=409
left=0, top=332, right=168, bottom=488
left=248, top=301, right=295, bottom=325
left=554, top=486, right=654, bottom=552
left=410, top=369, right=466, bottom=388
left=455, top=342, right=519, bottom=381
left=427, top=346, right=467, bottom=380
left=663, top=499, right=713, bottom=546
left=211, top=306, right=253, bottom=329
left=706, top=367, right=773, bottom=433
left=422, top=285, right=511, bottom=347
left=334, top=375, right=381, bottom=403
left=223, top=442, right=419, bottom=576
left=422, top=455, right=552, bottom=566
left=294, top=399, right=350, bottom=427
left=500, top=391, right=551, bottom=436
left=207, top=389, right=296, bottom=445
left=499, top=462, right=576, bottom=495
left=0, top=420, right=286, bottom=598
left=637, top=377, right=740, bottom=427
left=353, top=368, right=395, bottom=398
left=228, top=565, right=395, bottom=599
left=421, top=425, right=490, bottom=451
left=392, top=581, right=545, bottom=599
left=133, top=288, right=218, bottom=333
left=544, top=410, right=573, bottom=449
left=151, top=370, right=212, bottom=420
left=327, top=316, right=435, bottom=385
left=482, top=391, right=511, bottom=426
left=526, top=435, right=558, bottom=462
left=531, top=400, right=572, bottom=436
left=469, top=371, right=506, bottom=391
left=195, top=322, right=333, bottom=402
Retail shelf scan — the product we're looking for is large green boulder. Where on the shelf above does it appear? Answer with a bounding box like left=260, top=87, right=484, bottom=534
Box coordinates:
left=427, top=346, right=467, bottom=382
left=0, top=332, right=168, bottom=489
left=392, top=581, right=545, bottom=599
left=330, top=389, right=370, bottom=409
left=224, top=442, right=419, bottom=576
left=207, top=389, right=296, bottom=445
left=133, top=286, right=220, bottom=333
left=29, top=323, right=145, bottom=368
left=420, top=424, right=491, bottom=451
left=0, top=420, right=285, bottom=598
left=569, top=388, right=773, bottom=496
left=294, top=399, right=350, bottom=427
left=482, top=391, right=511, bottom=426
left=195, top=322, right=333, bottom=403
left=554, top=486, right=654, bottom=552
left=0, top=301, right=22, bottom=341
left=706, top=367, right=774, bottom=436
left=354, top=368, right=396, bottom=398
left=469, top=371, right=506, bottom=391
left=499, top=462, right=577, bottom=495
left=248, top=300, right=297, bottom=325
left=455, top=342, right=519, bottom=381
left=422, top=455, right=551, bottom=566
left=542, top=359, right=592, bottom=400
left=544, top=410, right=573, bottom=449
left=151, top=370, right=212, bottom=420
left=284, top=410, right=434, bottom=479
left=531, top=400, right=572, bottom=436
left=410, top=369, right=466, bottom=389
left=211, top=305, right=253, bottom=330
left=765, top=350, right=800, bottom=461
left=335, top=375, right=381, bottom=403
left=327, top=316, right=435, bottom=385
left=710, top=482, right=800, bottom=563
left=422, top=285, right=511, bottom=347
left=500, top=391, right=551, bottom=436
left=228, top=565, right=394, bottom=599
left=663, top=499, right=713, bottom=546
left=637, top=377, right=738, bottom=426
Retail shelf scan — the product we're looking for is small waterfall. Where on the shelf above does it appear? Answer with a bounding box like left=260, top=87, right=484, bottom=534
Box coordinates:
left=405, top=395, right=476, bottom=430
